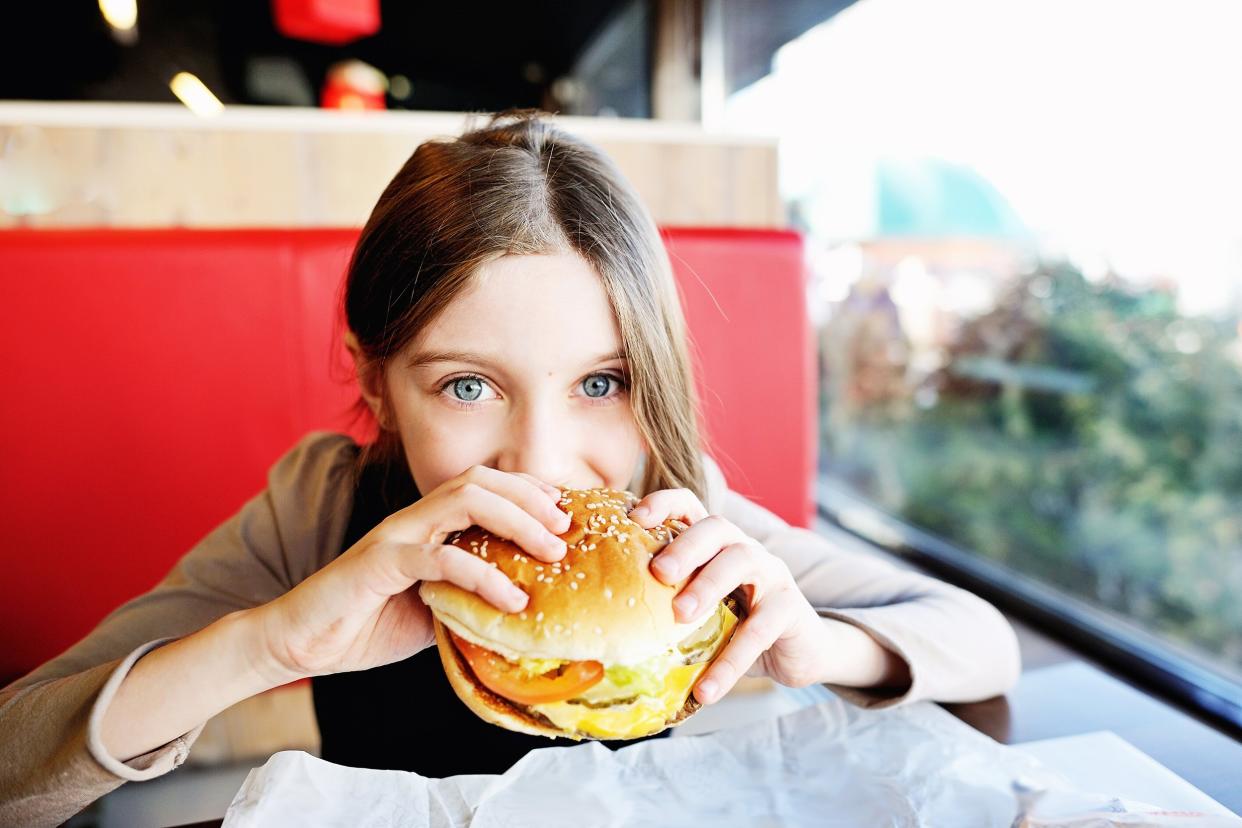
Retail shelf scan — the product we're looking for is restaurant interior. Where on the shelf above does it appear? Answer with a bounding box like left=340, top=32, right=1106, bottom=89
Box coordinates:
left=2, top=1, right=1240, bottom=825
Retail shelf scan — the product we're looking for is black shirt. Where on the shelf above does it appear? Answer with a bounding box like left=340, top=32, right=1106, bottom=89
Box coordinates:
left=310, top=459, right=670, bottom=777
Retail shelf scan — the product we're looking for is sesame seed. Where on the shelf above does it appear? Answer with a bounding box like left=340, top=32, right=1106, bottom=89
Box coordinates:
left=480, top=549, right=488, bottom=559
left=535, top=611, right=544, bottom=622
left=570, top=582, right=578, bottom=590
left=535, top=566, right=544, bottom=572
left=536, top=574, right=544, bottom=582
left=489, top=562, right=498, bottom=568
left=519, top=612, right=528, bottom=620
left=554, top=623, right=564, bottom=633
left=594, top=626, right=603, bottom=635
left=627, top=597, right=636, bottom=608
left=603, top=587, right=613, bottom=600
left=576, top=572, right=585, bottom=579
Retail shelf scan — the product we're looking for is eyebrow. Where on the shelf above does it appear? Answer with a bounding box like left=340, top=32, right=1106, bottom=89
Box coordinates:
left=406, top=349, right=628, bottom=372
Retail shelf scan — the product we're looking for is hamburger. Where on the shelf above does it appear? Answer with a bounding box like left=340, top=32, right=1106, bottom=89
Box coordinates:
left=418, top=487, right=743, bottom=741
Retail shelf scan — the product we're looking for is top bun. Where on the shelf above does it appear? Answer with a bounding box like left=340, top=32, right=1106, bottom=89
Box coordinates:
left=418, top=488, right=708, bottom=664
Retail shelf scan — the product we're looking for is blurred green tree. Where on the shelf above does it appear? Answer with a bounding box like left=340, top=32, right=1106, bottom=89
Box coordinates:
left=822, top=261, right=1242, bottom=673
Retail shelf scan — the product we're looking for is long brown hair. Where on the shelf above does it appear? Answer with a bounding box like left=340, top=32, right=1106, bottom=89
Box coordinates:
left=342, top=110, right=704, bottom=501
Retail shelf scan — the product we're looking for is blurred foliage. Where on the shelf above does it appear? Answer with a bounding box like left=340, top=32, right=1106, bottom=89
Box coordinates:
left=822, top=261, right=1242, bottom=676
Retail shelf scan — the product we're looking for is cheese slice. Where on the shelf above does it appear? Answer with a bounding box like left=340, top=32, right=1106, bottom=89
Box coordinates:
left=530, top=661, right=710, bottom=739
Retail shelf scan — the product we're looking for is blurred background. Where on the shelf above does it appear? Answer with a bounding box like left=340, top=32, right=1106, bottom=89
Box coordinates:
left=3, top=0, right=1242, bottom=823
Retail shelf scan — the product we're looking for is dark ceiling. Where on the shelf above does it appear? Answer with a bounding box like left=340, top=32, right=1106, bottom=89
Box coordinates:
left=0, top=0, right=855, bottom=112
left=0, top=0, right=638, bottom=110
left=722, top=0, right=856, bottom=95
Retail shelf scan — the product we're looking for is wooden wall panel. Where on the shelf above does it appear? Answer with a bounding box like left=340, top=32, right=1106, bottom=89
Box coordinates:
left=0, top=104, right=782, bottom=229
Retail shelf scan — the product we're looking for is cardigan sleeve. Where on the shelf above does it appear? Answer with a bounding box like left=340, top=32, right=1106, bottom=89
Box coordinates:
left=0, top=431, right=358, bottom=828
left=704, top=456, right=1020, bottom=710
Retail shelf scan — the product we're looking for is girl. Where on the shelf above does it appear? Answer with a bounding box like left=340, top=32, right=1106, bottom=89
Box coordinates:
left=0, top=111, right=1020, bottom=825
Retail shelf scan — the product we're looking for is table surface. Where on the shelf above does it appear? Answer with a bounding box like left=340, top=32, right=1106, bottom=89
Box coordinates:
left=169, top=657, right=1241, bottom=828
left=942, top=659, right=1242, bottom=813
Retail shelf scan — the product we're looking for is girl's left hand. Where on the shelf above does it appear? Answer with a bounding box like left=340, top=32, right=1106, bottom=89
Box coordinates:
left=629, top=488, right=829, bottom=705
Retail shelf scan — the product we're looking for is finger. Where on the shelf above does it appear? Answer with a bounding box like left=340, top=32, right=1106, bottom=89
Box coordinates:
left=695, top=599, right=793, bottom=704
left=650, top=515, right=748, bottom=586
left=395, top=543, right=529, bottom=613
left=460, top=466, right=571, bottom=535
left=384, top=470, right=569, bottom=557
left=670, top=541, right=762, bottom=622
left=628, top=487, right=708, bottom=529
left=453, top=483, right=568, bottom=562
left=511, top=472, right=562, bottom=502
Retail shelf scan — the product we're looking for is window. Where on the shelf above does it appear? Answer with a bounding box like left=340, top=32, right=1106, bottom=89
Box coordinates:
left=721, top=0, right=1242, bottom=727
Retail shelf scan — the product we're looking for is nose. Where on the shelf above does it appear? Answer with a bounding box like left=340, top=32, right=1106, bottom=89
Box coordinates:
left=494, top=399, right=574, bottom=488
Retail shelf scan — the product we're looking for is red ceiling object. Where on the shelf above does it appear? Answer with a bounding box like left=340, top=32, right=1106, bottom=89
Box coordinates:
left=321, top=60, right=388, bottom=110
left=272, top=0, right=380, bottom=45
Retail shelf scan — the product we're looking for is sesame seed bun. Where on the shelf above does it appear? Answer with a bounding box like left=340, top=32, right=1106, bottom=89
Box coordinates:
left=419, top=488, right=709, bottom=664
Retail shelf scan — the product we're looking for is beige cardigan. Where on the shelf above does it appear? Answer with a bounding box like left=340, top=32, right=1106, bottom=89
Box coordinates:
left=0, top=431, right=1020, bottom=826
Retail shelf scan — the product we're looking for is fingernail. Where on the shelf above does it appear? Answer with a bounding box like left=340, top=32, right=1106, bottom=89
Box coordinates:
left=698, top=678, right=719, bottom=703
left=546, top=537, right=567, bottom=557
left=674, top=592, right=698, bottom=618
left=630, top=506, right=650, bottom=524
left=653, top=556, right=677, bottom=580
left=509, top=589, right=529, bottom=610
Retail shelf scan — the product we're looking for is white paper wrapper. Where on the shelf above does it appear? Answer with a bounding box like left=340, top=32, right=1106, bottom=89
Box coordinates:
left=1014, top=785, right=1242, bottom=828
left=221, top=696, right=1084, bottom=827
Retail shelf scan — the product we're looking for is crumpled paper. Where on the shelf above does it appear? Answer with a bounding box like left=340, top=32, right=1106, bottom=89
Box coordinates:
left=222, top=695, right=1074, bottom=828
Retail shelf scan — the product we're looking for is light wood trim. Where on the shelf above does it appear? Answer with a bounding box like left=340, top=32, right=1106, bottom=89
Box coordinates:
left=0, top=104, right=782, bottom=229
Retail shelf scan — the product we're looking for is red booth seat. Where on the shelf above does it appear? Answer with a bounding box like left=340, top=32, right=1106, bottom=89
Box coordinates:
left=0, top=227, right=814, bottom=681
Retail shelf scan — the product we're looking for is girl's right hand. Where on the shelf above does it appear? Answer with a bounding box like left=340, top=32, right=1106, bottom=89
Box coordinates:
left=247, top=466, right=570, bottom=685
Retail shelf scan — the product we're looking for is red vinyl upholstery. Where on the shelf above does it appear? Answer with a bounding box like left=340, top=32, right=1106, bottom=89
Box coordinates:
left=0, top=227, right=814, bottom=681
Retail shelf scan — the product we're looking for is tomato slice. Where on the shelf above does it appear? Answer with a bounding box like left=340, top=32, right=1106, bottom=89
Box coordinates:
left=449, top=630, right=604, bottom=705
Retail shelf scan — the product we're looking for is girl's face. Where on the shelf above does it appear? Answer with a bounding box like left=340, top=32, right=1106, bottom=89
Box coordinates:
left=370, top=251, right=645, bottom=495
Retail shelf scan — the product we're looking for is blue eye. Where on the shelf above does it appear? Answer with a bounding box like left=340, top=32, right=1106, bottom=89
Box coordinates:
left=452, top=377, right=484, bottom=401
left=582, top=374, right=617, bottom=398
left=583, top=375, right=610, bottom=398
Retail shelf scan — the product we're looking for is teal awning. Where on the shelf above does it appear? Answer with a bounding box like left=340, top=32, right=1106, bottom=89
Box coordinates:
left=875, top=156, right=1032, bottom=240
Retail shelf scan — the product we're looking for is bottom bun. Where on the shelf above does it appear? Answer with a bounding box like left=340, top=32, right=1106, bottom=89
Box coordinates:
left=432, top=617, right=704, bottom=741
left=433, top=617, right=567, bottom=739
